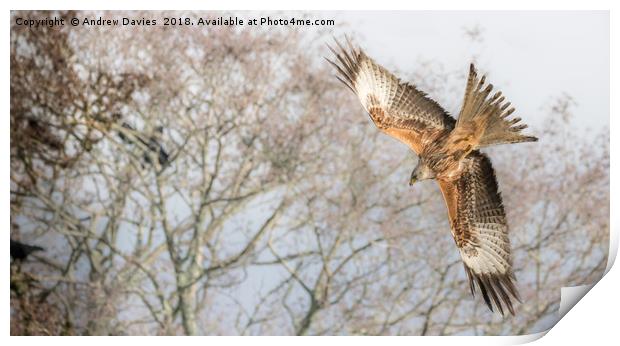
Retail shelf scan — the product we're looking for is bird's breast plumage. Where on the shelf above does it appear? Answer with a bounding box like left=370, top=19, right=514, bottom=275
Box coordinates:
left=419, top=130, right=469, bottom=181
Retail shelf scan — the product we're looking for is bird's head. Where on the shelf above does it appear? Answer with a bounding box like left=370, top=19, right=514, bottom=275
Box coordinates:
left=409, top=158, right=435, bottom=186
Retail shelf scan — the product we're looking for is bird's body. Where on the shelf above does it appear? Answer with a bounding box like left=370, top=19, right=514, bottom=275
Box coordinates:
left=328, top=39, right=537, bottom=316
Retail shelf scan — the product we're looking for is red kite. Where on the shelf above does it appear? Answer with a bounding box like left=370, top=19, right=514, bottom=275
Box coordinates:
left=328, top=39, right=537, bottom=316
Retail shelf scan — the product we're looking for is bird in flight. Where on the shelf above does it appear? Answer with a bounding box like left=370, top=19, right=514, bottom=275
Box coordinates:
left=327, top=39, right=537, bottom=316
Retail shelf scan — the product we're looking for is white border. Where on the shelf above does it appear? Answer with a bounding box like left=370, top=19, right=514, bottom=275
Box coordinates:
left=3, top=1, right=617, bottom=344
left=2, top=0, right=617, bottom=10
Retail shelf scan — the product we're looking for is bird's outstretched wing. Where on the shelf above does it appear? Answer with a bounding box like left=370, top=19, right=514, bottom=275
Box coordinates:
left=437, top=152, right=521, bottom=315
left=326, top=39, right=456, bottom=154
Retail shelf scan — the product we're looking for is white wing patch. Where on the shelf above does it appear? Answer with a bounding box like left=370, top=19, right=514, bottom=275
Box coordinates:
left=326, top=40, right=455, bottom=132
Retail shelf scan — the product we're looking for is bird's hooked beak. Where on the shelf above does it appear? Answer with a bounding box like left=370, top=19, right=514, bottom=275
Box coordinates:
left=409, top=172, right=417, bottom=186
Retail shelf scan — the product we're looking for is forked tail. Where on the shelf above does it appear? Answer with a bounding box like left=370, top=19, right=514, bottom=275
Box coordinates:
left=450, top=64, right=538, bottom=151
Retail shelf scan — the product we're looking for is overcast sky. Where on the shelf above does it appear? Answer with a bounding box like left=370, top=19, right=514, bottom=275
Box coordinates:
left=328, top=11, right=609, bottom=136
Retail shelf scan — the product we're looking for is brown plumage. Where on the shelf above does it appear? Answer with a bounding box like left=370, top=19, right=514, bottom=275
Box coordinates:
left=327, top=39, right=537, bottom=316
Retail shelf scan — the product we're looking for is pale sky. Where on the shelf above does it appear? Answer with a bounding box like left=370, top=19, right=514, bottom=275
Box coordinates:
left=328, top=11, right=609, bottom=135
